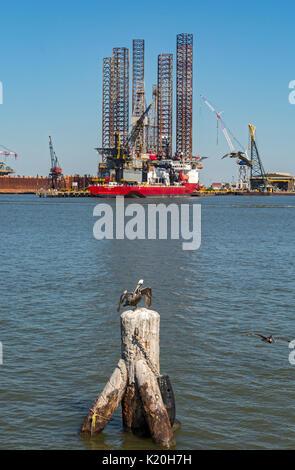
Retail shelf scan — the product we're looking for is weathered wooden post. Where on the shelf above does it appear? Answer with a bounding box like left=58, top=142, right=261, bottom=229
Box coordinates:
left=80, top=359, right=128, bottom=434
left=80, top=307, right=176, bottom=448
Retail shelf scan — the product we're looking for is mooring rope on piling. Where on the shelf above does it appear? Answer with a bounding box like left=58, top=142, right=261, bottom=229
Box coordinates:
left=90, top=409, right=110, bottom=433
left=133, top=328, right=160, bottom=378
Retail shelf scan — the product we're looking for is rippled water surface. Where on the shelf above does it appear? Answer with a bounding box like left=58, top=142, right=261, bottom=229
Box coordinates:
left=0, top=194, right=295, bottom=449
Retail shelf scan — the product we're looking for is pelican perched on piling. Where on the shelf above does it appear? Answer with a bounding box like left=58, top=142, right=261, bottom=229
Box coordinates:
left=117, top=279, right=152, bottom=312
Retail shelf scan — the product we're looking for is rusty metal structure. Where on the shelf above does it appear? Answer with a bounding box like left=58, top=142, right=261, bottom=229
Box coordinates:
left=132, top=40, right=145, bottom=114
left=102, top=47, right=129, bottom=153
left=132, top=40, right=146, bottom=154
left=176, top=33, right=193, bottom=158
left=111, top=47, right=129, bottom=148
left=101, top=35, right=194, bottom=160
left=147, top=84, right=158, bottom=153
left=157, top=54, right=173, bottom=157
left=102, top=57, right=113, bottom=156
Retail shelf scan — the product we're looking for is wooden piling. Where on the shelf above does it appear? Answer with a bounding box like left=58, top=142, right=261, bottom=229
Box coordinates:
left=136, top=359, right=176, bottom=447
left=80, top=359, right=127, bottom=433
left=120, top=308, right=160, bottom=434
left=81, top=307, right=176, bottom=448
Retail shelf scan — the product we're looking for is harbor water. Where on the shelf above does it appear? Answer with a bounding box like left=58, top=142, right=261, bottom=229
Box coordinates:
left=0, top=194, right=294, bottom=449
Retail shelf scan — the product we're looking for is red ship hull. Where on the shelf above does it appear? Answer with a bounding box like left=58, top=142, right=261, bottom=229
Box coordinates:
left=88, top=183, right=198, bottom=198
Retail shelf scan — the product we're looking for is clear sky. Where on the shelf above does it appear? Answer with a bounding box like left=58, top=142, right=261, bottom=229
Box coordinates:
left=0, top=0, right=294, bottom=185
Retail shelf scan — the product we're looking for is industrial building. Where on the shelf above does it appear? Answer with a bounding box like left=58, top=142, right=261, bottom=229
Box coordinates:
left=251, top=172, right=295, bottom=192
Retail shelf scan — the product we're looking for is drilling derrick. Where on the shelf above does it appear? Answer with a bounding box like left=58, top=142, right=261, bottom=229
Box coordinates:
left=157, top=54, right=173, bottom=157
left=176, top=33, right=193, bottom=158
left=111, top=47, right=129, bottom=148
left=102, top=57, right=113, bottom=159
left=132, top=40, right=145, bottom=114
left=132, top=39, right=146, bottom=154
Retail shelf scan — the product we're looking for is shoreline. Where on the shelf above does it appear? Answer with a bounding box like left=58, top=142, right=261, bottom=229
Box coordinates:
left=1, top=190, right=295, bottom=196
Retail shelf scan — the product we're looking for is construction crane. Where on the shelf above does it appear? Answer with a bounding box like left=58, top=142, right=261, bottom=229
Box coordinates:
left=95, top=103, right=153, bottom=183
left=248, top=124, right=268, bottom=191
left=96, top=103, right=152, bottom=159
left=0, top=144, right=18, bottom=176
left=0, top=149, right=18, bottom=160
left=200, top=94, right=251, bottom=165
left=128, top=103, right=152, bottom=153
left=48, top=135, right=63, bottom=189
left=200, top=94, right=252, bottom=189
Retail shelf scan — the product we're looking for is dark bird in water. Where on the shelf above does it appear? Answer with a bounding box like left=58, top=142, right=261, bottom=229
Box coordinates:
left=242, top=333, right=291, bottom=344
left=117, top=279, right=152, bottom=312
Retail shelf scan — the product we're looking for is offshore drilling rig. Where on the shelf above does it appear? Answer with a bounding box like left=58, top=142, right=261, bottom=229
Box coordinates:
left=88, top=34, right=204, bottom=197
left=99, top=34, right=194, bottom=166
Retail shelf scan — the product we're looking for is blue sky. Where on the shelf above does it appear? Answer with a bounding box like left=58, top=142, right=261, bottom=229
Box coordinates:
left=0, top=0, right=294, bottom=184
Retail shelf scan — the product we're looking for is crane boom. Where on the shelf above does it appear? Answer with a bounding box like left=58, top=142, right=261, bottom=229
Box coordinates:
left=48, top=135, right=63, bottom=190
left=0, top=144, right=18, bottom=160
left=0, top=150, right=18, bottom=158
left=127, top=103, right=152, bottom=149
left=200, top=94, right=252, bottom=167
left=49, top=135, right=62, bottom=175
left=96, top=103, right=153, bottom=159
left=200, top=94, right=235, bottom=152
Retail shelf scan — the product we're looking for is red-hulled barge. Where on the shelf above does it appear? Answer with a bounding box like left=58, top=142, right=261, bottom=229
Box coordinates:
left=89, top=156, right=203, bottom=198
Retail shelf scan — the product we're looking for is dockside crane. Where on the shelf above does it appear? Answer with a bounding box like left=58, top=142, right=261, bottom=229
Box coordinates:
left=0, top=147, right=18, bottom=160
left=248, top=124, right=268, bottom=191
left=200, top=95, right=251, bottom=164
left=0, top=144, right=18, bottom=176
left=48, top=135, right=63, bottom=189
left=200, top=94, right=252, bottom=189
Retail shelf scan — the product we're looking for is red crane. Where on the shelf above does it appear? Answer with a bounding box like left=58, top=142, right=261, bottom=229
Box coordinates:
left=48, top=135, right=63, bottom=189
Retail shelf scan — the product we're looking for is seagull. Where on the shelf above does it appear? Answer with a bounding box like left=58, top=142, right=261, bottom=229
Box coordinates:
left=242, top=333, right=291, bottom=344
left=117, top=279, right=152, bottom=312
